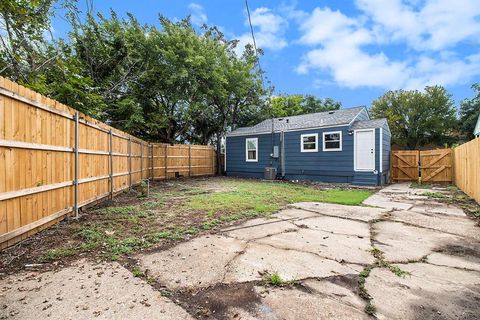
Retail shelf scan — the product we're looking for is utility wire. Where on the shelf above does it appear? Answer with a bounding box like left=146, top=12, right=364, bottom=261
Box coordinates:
left=245, top=0, right=264, bottom=86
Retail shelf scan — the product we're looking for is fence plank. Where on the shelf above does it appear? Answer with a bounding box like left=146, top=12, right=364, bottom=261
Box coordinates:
left=0, top=77, right=216, bottom=250
left=420, top=149, right=452, bottom=183
left=391, top=150, right=419, bottom=181
left=454, top=138, right=480, bottom=204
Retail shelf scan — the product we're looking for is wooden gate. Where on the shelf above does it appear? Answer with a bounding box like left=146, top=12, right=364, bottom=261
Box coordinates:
left=420, top=149, right=452, bottom=182
left=391, top=150, right=419, bottom=181
left=391, top=149, right=452, bottom=182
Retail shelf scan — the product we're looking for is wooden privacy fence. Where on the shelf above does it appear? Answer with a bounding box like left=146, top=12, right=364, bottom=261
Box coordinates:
left=391, top=149, right=453, bottom=183
left=0, top=77, right=215, bottom=249
left=391, top=150, right=420, bottom=181
left=454, top=138, right=480, bottom=204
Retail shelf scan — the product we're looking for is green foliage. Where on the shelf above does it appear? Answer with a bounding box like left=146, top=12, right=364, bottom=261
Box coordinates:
left=41, top=247, right=76, bottom=262
left=143, top=201, right=163, bottom=210
left=1, top=5, right=269, bottom=146
left=263, top=272, right=284, bottom=286
left=0, top=0, right=56, bottom=80
left=459, top=83, right=480, bottom=140
left=371, top=86, right=458, bottom=149
left=265, top=94, right=341, bottom=118
left=131, top=267, right=144, bottom=277
left=371, top=247, right=411, bottom=278
left=422, top=191, right=447, bottom=199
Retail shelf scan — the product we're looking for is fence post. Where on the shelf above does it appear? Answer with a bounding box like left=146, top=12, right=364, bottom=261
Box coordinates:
left=74, top=112, right=79, bottom=218
left=188, top=145, right=191, bottom=177
left=128, top=137, right=132, bottom=190
left=150, top=144, right=154, bottom=179
left=165, top=144, right=168, bottom=179
left=140, top=141, right=143, bottom=181
left=109, top=129, right=113, bottom=199
left=211, top=147, right=214, bottom=176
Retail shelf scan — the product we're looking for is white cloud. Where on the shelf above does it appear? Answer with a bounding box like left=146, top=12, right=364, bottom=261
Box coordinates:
left=236, top=7, right=288, bottom=53
left=356, top=0, right=480, bottom=50
left=188, top=3, right=208, bottom=26
left=295, top=1, right=480, bottom=90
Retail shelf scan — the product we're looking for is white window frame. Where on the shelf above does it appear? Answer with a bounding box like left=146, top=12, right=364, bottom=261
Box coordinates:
left=245, top=138, right=258, bottom=162
left=300, top=133, right=318, bottom=152
left=323, top=131, right=342, bottom=151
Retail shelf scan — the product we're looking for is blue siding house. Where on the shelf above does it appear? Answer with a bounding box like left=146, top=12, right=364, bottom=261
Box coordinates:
left=225, top=107, right=391, bottom=186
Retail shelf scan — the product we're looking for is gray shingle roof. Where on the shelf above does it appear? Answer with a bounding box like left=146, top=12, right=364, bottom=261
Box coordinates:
left=227, top=106, right=366, bottom=136
left=350, top=118, right=388, bottom=130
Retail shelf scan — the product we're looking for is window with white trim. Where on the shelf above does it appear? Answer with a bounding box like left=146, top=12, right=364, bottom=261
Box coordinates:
left=323, top=131, right=342, bottom=151
left=301, top=133, right=318, bottom=152
left=245, top=138, right=258, bottom=162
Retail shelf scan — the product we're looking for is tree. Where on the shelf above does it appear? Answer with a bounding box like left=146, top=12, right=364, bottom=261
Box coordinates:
left=459, top=84, right=480, bottom=140
left=0, top=0, right=56, bottom=81
left=370, top=86, right=457, bottom=149
left=265, top=94, right=341, bottom=118
left=1, top=5, right=269, bottom=146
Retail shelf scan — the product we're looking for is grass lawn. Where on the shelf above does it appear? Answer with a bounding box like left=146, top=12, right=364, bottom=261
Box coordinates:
left=187, top=179, right=372, bottom=218
left=0, top=177, right=373, bottom=270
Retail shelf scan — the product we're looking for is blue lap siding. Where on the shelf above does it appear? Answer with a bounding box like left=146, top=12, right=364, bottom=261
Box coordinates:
left=226, top=125, right=357, bottom=183
left=225, top=112, right=391, bottom=186
left=282, top=126, right=353, bottom=183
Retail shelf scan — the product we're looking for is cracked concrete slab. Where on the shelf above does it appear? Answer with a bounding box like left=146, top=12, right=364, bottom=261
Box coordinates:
left=409, top=203, right=467, bottom=216
left=255, top=228, right=374, bottom=265
left=373, top=221, right=461, bottom=262
left=230, top=277, right=369, bottom=320
left=290, top=202, right=387, bottom=222
left=427, top=252, right=480, bottom=272
left=273, top=207, right=319, bottom=220
left=221, top=218, right=298, bottom=241
left=0, top=259, right=192, bottom=320
left=391, top=210, right=480, bottom=240
left=293, top=216, right=370, bottom=238
left=137, top=235, right=246, bottom=290
left=362, top=193, right=414, bottom=210
left=224, top=242, right=356, bottom=283
left=366, top=263, right=480, bottom=320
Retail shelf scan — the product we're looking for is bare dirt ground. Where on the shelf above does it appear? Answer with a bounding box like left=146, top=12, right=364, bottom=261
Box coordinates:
left=1, top=181, right=480, bottom=319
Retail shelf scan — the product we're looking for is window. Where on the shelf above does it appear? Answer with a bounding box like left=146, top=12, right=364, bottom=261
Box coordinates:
left=323, top=131, right=342, bottom=151
left=301, top=133, right=318, bottom=152
left=245, top=138, right=258, bottom=162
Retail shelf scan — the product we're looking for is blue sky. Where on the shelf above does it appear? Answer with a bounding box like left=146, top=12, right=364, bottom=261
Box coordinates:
left=52, top=0, right=480, bottom=107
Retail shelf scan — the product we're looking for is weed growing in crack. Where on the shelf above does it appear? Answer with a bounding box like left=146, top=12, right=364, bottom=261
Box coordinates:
left=266, top=272, right=284, bottom=286
left=365, top=302, right=377, bottom=316
left=388, top=265, right=411, bottom=278
left=261, top=271, right=297, bottom=287
left=132, top=267, right=144, bottom=277
left=422, top=191, right=447, bottom=199
left=371, top=247, right=411, bottom=278
left=358, top=266, right=375, bottom=316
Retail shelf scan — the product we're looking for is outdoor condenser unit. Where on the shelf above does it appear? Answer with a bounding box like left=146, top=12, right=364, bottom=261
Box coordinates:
left=264, top=167, right=277, bottom=180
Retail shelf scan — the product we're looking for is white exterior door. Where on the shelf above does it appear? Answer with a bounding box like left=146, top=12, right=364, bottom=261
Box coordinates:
left=355, top=129, right=375, bottom=171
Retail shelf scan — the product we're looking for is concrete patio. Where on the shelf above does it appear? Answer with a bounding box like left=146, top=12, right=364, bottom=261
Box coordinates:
left=2, top=183, right=479, bottom=319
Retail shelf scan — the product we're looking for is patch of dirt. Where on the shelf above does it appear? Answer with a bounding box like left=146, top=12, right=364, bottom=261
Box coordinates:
left=0, top=178, right=221, bottom=276
left=411, top=285, right=480, bottom=320
left=433, top=242, right=480, bottom=260
left=323, top=274, right=362, bottom=296
left=173, top=282, right=262, bottom=319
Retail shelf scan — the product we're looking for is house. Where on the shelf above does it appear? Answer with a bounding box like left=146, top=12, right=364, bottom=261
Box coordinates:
left=225, top=106, right=391, bottom=186
left=474, top=114, right=480, bottom=138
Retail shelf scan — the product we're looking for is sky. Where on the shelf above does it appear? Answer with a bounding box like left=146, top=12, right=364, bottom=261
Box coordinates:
left=52, top=0, right=480, bottom=108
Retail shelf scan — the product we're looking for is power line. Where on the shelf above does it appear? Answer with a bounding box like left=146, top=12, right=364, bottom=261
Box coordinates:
left=245, top=0, right=264, bottom=86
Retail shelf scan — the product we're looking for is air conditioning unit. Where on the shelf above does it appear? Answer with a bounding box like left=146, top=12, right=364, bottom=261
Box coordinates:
left=264, top=167, right=277, bottom=180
